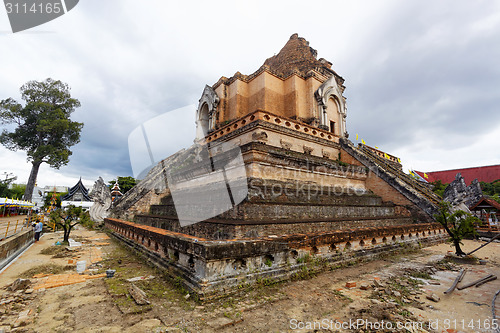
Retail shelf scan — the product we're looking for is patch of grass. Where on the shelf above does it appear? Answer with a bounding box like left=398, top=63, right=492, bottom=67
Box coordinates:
left=332, top=289, right=352, bottom=302
left=409, top=271, right=432, bottom=280
left=105, top=277, right=129, bottom=296
left=296, top=254, right=311, bottom=264
left=398, top=309, right=412, bottom=317
left=70, top=236, right=90, bottom=243
left=19, top=263, right=73, bottom=278
left=291, top=265, right=318, bottom=281
left=40, top=245, right=65, bottom=256
left=264, top=258, right=273, bottom=267
left=40, top=245, right=78, bottom=259
left=102, top=238, right=195, bottom=311
left=405, top=277, right=424, bottom=287
left=221, top=297, right=237, bottom=309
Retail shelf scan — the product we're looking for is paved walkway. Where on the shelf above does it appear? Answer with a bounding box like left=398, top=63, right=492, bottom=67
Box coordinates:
left=0, top=227, right=110, bottom=288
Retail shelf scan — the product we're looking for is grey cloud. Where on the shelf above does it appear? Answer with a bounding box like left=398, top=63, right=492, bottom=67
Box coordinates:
left=1, top=0, right=499, bottom=186
left=344, top=0, right=500, bottom=153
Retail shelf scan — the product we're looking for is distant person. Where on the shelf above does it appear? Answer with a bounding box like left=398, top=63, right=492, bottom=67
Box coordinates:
left=34, top=220, right=43, bottom=242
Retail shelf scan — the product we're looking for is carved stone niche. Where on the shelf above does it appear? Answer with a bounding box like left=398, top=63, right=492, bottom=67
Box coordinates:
left=196, top=85, right=220, bottom=140
left=322, top=149, right=331, bottom=159
left=252, top=131, right=268, bottom=144
left=314, top=75, right=347, bottom=138
left=280, top=139, right=292, bottom=150
left=303, top=145, right=314, bottom=155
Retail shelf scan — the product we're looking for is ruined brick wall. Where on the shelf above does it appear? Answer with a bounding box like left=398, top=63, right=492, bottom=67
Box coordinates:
left=340, top=148, right=363, bottom=166
left=341, top=146, right=414, bottom=206
left=212, top=34, right=344, bottom=129
left=364, top=171, right=414, bottom=207
left=105, top=217, right=446, bottom=299
left=185, top=216, right=415, bottom=240
left=133, top=214, right=416, bottom=240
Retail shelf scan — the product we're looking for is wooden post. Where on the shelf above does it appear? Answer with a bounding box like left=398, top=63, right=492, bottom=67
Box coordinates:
left=4, top=221, right=11, bottom=238
left=13, top=219, right=19, bottom=233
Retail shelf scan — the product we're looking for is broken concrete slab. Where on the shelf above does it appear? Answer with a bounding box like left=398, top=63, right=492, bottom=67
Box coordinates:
left=128, top=283, right=149, bottom=305
left=360, top=283, right=370, bottom=290
left=426, top=293, right=440, bottom=302
left=8, top=279, right=30, bottom=291
left=126, top=275, right=155, bottom=282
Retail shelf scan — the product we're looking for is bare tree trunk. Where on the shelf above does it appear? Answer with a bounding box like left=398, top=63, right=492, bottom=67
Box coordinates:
left=454, top=239, right=465, bottom=256
left=63, top=225, right=69, bottom=243
left=24, top=160, right=42, bottom=201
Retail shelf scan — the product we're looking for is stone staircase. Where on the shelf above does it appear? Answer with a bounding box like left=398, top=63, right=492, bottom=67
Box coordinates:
left=340, top=138, right=441, bottom=218
left=134, top=178, right=415, bottom=240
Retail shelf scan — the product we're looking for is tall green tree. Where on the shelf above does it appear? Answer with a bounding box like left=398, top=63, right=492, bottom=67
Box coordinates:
left=0, top=79, right=83, bottom=201
left=435, top=202, right=479, bottom=256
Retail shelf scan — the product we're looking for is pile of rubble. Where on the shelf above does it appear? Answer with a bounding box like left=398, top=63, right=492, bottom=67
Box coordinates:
left=343, top=263, right=463, bottom=333
left=0, top=279, right=38, bottom=332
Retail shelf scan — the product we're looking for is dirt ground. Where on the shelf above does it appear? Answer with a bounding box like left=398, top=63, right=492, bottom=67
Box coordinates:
left=0, top=227, right=499, bottom=333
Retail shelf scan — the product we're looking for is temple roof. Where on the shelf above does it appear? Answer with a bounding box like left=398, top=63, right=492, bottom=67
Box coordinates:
left=415, top=164, right=500, bottom=185
left=470, top=197, right=500, bottom=211
left=61, top=178, right=91, bottom=202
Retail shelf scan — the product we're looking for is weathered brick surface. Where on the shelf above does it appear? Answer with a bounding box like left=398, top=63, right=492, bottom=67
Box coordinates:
left=263, top=33, right=333, bottom=79
left=365, top=171, right=414, bottom=206
left=105, top=217, right=446, bottom=299
left=134, top=214, right=415, bottom=240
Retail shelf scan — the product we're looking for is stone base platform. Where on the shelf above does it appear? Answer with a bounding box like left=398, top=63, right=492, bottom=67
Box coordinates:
left=105, top=218, right=446, bottom=300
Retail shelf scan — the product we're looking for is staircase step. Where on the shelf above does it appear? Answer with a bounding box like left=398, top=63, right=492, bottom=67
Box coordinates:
left=133, top=214, right=415, bottom=239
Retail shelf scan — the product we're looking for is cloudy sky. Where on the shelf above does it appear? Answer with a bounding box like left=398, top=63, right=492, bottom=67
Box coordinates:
left=0, top=0, right=499, bottom=190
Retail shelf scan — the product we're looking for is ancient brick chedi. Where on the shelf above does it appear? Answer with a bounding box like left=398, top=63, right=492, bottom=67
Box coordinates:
left=106, top=34, right=445, bottom=299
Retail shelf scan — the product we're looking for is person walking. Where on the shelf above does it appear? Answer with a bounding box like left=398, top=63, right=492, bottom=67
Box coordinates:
left=34, top=219, right=43, bottom=242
